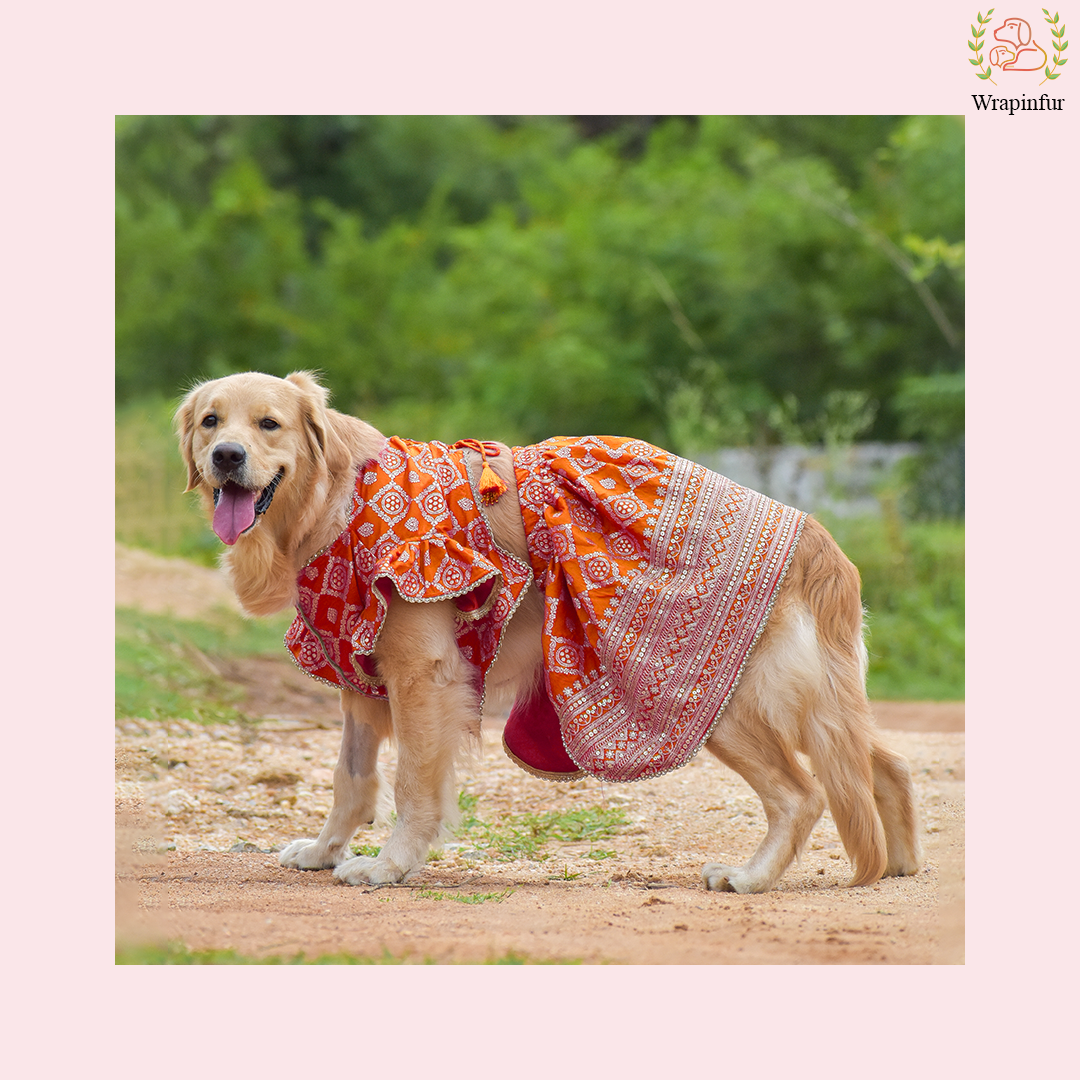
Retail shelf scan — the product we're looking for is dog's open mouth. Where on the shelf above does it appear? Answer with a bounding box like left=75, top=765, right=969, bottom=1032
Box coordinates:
left=211, top=468, right=284, bottom=546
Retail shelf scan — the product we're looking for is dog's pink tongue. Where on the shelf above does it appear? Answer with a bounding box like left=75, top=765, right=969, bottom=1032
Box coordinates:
left=213, top=484, right=256, bottom=546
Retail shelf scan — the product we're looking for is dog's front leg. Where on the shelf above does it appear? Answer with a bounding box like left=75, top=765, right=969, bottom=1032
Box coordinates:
left=334, top=598, right=476, bottom=886
left=279, top=690, right=389, bottom=871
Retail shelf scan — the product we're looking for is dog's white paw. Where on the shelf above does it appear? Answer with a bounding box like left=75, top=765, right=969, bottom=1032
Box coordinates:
left=278, top=839, right=349, bottom=871
left=702, top=862, right=768, bottom=894
left=333, top=854, right=410, bottom=886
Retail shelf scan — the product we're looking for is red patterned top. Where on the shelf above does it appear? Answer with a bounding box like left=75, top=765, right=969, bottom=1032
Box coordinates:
left=285, top=437, right=533, bottom=697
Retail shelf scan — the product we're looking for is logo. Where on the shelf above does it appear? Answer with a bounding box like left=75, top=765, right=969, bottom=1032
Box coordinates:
left=969, top=8, right=1068, bottom=84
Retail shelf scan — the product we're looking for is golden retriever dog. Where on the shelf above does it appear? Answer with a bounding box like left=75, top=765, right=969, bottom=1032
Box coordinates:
left=175, top=370, right=922, bottom=893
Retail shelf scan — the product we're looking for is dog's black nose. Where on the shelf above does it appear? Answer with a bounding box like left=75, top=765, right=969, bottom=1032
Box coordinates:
left=212, top=442, right=247, bottom=473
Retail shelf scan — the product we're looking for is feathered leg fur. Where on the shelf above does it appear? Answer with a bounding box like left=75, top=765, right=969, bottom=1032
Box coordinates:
left=702, top=517, right=921, bottom=892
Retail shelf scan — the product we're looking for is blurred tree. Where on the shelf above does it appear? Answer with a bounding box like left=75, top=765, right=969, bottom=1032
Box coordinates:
left=116, top=115, right=964, bottom=464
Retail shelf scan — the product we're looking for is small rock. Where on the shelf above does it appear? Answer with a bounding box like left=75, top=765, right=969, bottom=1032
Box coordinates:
left=157, top=788, right=198, bottom=816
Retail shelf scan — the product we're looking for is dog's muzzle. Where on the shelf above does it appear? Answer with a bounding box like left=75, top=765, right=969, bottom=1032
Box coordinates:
left=210, top=466, right=284, bottom=546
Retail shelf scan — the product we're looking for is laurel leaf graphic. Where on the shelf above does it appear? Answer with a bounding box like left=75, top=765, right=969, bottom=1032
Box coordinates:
left=1044, top=67, right=1060, bottom=77
left=970, top=8, right=1000, bottom=81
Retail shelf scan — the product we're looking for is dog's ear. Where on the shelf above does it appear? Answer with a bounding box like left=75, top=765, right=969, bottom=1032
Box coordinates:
left=1017, top=19, right=1031, bottom=45
left=285, top=370, right=331, bottom=460
left=286, top=370, right=359, bottom=478
left=174, top=385, right=204, bottom=492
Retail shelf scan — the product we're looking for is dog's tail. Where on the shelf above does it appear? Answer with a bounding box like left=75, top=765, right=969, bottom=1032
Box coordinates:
left=792, top=518, right=889, bottom=887
left=804, top=716, right=889, bottom=887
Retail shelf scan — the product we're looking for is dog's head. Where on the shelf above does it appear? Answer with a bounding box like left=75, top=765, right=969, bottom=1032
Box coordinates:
left=175, top=370, right=334, bottom=546
left=994, top=17, right=1031, bottom=47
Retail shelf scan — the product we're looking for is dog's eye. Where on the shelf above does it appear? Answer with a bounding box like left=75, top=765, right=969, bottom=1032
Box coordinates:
left=201, top=414, right=217, bottom=429
left=260, top=418, right=280, bottom=431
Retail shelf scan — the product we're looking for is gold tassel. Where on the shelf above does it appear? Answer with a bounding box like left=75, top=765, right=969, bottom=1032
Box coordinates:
left=453, top=439, right=508, bottom=505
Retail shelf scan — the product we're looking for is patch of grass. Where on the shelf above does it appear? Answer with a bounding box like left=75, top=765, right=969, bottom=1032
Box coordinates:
left=116, top=394, right=222, bottom=565
left=350, top=844, right=382, bottom=858
left=454, top=798, right=627, bottom=863
left=415, top=888, right=515, bottom=904
left=457, top=790, right=483, bottom=831
left=115, top=941, right=579, bottom=964
left=116, top=942, right=417, bottom=965
left=115, top=607, right=293, bottom=722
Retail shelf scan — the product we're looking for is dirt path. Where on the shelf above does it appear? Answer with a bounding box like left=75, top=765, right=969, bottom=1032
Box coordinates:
left=115, top=545, right=964, bottom=964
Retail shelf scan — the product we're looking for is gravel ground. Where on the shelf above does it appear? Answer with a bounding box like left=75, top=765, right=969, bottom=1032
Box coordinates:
left=115, top=544, right=964, bottom=964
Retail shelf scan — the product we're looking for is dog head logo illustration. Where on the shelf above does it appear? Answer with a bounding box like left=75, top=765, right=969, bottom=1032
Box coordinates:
left=969, top=8, right=1068, bottom=83
left=990, top=16, right=1049, bottom=68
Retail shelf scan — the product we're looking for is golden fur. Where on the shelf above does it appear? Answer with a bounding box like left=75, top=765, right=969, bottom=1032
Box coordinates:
left=176, top=370, right=922, bottom=892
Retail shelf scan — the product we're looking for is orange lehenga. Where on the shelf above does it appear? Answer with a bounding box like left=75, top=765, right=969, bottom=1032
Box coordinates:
left=287, top=435, right=805, bottom=784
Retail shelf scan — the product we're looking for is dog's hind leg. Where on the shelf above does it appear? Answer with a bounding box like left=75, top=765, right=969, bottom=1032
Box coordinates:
left=700, top=584, right=891, bottom=892
left=279, top=690, right=391, bottom=871
left=702, top=700, right=827, bottom=894
left=334, top=598, right=478, bottom=886
left=711, top=520, right=894, bottom=889
left=871, top=730, right=923, bottom=877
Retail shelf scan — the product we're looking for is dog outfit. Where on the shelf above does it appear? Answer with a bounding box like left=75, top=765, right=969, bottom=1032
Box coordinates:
left=286, top=435, right=806, bottom=783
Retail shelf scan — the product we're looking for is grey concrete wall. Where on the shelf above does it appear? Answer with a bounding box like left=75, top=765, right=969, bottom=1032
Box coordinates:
left=693, top=443, right=921, bottom=517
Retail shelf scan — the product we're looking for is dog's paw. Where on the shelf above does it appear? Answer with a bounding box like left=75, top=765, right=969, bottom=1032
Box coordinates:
left=333, top=854, right=410, bottom=886
left=278, top=839, right=349, bottom=871
left=702, top=862, right=769, bottom=894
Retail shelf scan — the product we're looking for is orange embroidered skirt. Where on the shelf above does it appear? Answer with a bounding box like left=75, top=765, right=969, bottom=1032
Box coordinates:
left=507, top=437, right=806, bottom=782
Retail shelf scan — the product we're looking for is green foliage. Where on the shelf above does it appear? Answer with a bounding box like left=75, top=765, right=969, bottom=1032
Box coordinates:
left=823, top=510, right=965, bottom=700
left=115, top=607, right=292, bottom=721
left=894, top=371, right=964, bottom=443
left=893, top=371, right=965, bottom=519
left=116, top=115, right=964, bottom=451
